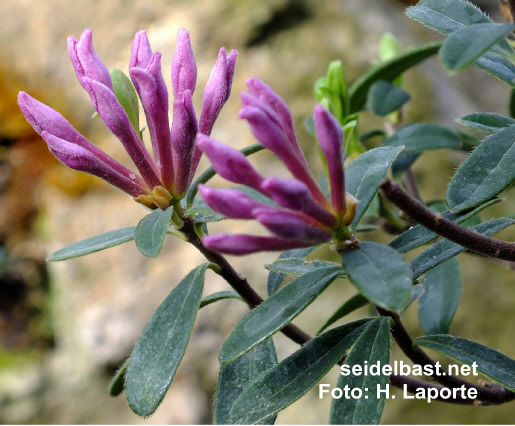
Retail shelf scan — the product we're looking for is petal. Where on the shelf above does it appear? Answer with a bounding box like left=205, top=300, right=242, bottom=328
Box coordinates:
left=172, top=28, right=197, bottom=98
left=198, top=185, right=266, bottom=219
left=130, top=30, right=153, bottom=69
left=196, top=134, right=264, bottom=190
left=314, top=105, right=345, bottom=214
left=203, top=233, right=312, bottom=255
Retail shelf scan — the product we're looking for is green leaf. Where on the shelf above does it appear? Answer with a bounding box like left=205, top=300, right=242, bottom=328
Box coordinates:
left=440, top=23, right=515, bottom=72
left=345, top=146, right=404, bottom=231
left=135, top=206, right=173, bottom=257
left=348, top=40, right=442, bottom=113
left=418, top=258, right=462, bottom=335
left=267, top=247, right=317, bottom=296
left=48, top=226, right=136, bottom=261
left=457, top=112, right=515, bottom=133
left=340, top=242, right=412, bottom=312
left=215, top=339, right=278, bottom=425
left=366, top=80, right=410, bottom=116
left=456, top=129, right=481, bottom=152
left=510, top=88, right=515, bottom=118
left=380, top=33, right=401, bottom=62
left=474, top=51, right=515, bottom=87
left=110, top=69, right=140, bottom=135
left=389, top=198, right=501, bottom=253
left=413, top=335, right=515, bottom=391
left=219, top=266, right=343, bottom=365
left=184, top=199, right=226, bottom=223
left=200, top=291, right=243, bottom=309
left=383, top=123, right=461, bottom=152
left=330, top=317, right=391, bottom=425
left=265, top=258, right=342, bottom=276
left=411, top=217, right=515, bottom=278
left=228, top=319, right=371, bottom=424
left=108, top=358, right=129, bottom=397
left=126, top=264, right=209, bottom=416
left=317, top=293, right=369, bottom=335
left=186, top=143, right=265, bottom=208
left=391, top=152, right=421, bottom=178
left=447, top=125, right=515, bottom=211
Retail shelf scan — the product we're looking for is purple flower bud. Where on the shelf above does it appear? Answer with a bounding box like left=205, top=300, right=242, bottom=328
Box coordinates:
left=171, top=28, right=197, bottom=98
left=83, top=77, right=162, bottom=189
left=261, top=177, right=337, bottom=227
left=68, top=29, right=113, bottom=93
left=253, top=207, right=332, bottom=243
left=18, top=91, right=149, bottom=196
left=42, top=131, right=148, bottom=197
left=171, top=90, right=198, bottom=196
left=198, top=185, right=265, bottom=219
left=203, top=233, right=312, bottom=255
left=129, top=32, right=173, bottom=188
left=314, top=105, right=345, bottom=215
left=196, top=134, right=264, bottom=191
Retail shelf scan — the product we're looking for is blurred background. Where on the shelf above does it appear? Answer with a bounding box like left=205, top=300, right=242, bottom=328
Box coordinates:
left=0, top=0, right=513, bottom=423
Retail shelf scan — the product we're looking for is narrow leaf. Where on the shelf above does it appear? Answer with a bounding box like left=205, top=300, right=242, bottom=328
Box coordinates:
left=215, top=339, right=278, bottom=425
left=48, top=226, right=136, bottom=261
left=229, top=319, right=371, bottom=425
left=348, top=41, right=442, bottom=113
left=110, top=68, right=140, bottom=134
left=318, top=293, right=369, bottom=335
left=390, top=198, right=501, bottom=253
left=219, top=266, right=343, bottom=365
left=457, top=112, right=515, bottom=133
left=447, top=125, right=515, bottom=211
left=473, top=51, right=515, bottom=87
left=340, top=242, right=412, bottom=312
left=345, top=146, right=404, bottom=231
left=418, top=258, right=462, bottom=335
left=366, top=80, right=410, bottom=116
left=411, top=217, right=515, bottom=278
left=265, top=258, right=342, bottom=276
left=383, top=123, right=461, bottom=152
left=200, top=291, right=243, bottom=309
left=135, top=206, right=173, bottom=257
left=391, top=152, right=421, bottom=178
left=413, top=335, right=515, bottom=391
left=125, top=264, right=209, bottom=416
left=440, top=23, right=515, bottom=72
left=184, top=199, right=226, bottom=223
left=267, top=247, right=316, bottom=296
left=108, top=358, right=129, bottom=397
left=330, top=317, right=391, bottom=425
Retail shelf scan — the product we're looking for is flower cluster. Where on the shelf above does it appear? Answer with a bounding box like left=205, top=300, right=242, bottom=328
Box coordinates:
left=18, top=28, right=236, bottom=209
left=197, top=78, right=358, bottom=255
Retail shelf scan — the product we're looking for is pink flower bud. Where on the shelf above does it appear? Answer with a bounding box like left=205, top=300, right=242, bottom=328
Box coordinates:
left=171, top=28, right=197, bottom=98
left=199, top=186, right=265, bottom=219
left=203, top=233, right=313, bottom=255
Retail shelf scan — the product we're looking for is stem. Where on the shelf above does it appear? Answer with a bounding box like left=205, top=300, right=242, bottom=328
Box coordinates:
left=380, top=178, right=515, bottom=262
left=403, top=169, right=422, bottom=202
left=179, top=216, right=515, bottom=406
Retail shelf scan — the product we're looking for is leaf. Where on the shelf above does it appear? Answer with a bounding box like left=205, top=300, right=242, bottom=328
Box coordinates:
left=457, top=112, right=515, bottom=133
left=330, top=317, right=391, bottom=425
left=411, top=217, right=515, bottom=279
left=440, top=23, right=515, bottom=72
left=228, top=319, right=371, bottom=424
left=348, top=40, right=443, bottom=113
left=125, top=264, right=209, bottom=416
left=473, top=51, right=515, bottom=87
left=265, top=258, right=342, bottom=276
left=418, top=258, right=462, bottom=335
left=108, top=358, right=129, bottom=397
left=413, top=335, right=515, bottom=391
left=47, top=226, right=136, bottom=261
left=200, top=291, right=243, bottom=309
left=184, top=199, right=226, bottom=223
left=340, top=241, right=412, bottom=312
left=215, top=339, right=278, bottom=425
left=366, top=80, right=411, bottom=116
left=389, top=198, right=501, bottom=253
left=400, top=284, right=424, bottom=316
left=345, top=146, right=404, bottom=231
left=186, top=143, right=265, bottom=208
left=135, top=206, right=173, bottom=257
left=391, top=152, right=421, bottom=178
left=447, top=125, right=515, bottom=211
left=317, top=293, right=369, bottom=335
left=267, top=247, right=317, bottom=296
left=219, top=266, right=343, bottom=365
left=110, top=69, right=140, bottom=134
left=383, top=123, right=461, bottom=152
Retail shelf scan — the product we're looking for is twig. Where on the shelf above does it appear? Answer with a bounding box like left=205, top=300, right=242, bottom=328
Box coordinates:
left=380, top=178, right=515, bottom=261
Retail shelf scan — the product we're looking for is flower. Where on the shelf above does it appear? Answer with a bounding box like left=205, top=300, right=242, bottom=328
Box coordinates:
left=197, top=78, right=358, bottom=255
left=18, top=28, right=237, bottom=210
